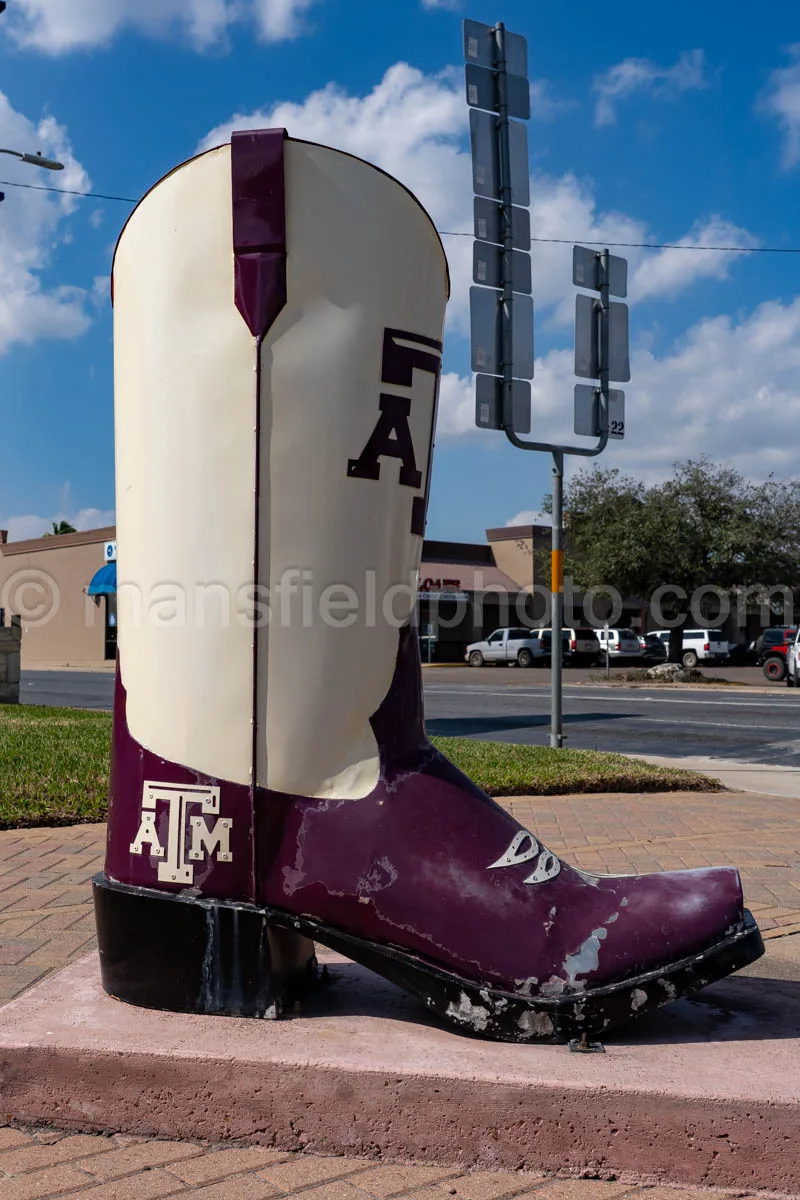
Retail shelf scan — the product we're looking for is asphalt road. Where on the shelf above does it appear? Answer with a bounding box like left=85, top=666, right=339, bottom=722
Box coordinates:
left=424, top=671, right=800, bottom=766
left=21, top=670, right=116, bottom=710
left=19, top=664, right=800, bottom=766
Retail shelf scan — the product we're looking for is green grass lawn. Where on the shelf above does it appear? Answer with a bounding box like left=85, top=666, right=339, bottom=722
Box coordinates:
left=0, top=705, right=113, bottom=830
left=0, top=704, right=721, bottom=831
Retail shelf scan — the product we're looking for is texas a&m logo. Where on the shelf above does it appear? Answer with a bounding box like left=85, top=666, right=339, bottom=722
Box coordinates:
left=129, top=782, right=232, bottom=885
left=348, top=328, right=442, bottom=535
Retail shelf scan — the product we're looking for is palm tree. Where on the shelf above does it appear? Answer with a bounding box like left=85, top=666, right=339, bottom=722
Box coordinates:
left=43, top=520, right=77, bottom=537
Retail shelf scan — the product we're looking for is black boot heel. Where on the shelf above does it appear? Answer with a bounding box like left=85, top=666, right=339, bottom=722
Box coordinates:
left=92, top=874, right=317, bottom=1018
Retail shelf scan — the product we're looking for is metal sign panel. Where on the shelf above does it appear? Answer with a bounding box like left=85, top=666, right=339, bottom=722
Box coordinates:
left=465, top=63, right=531, bottom=120
left=574, top=293, right=598, bottom=381
left=574, top=295, right=631, bottom=383
left=608, top=302, right=631, bottom=382
left=469, top=109, right=530, bottom=207
left=574, top=385, right=625, bottom=439
left=463, top=19, right=528, bottom=77
left=475, top=374, right=531, bottom=433
left=470, top=286, right=534, bottom=379
left=470, top=286, right=501, bottom=374
left=473, top=197, right=531, bottom=250
left=473, top=242, right=531, bottom=293
left=572, top=245, right=628, bottom=298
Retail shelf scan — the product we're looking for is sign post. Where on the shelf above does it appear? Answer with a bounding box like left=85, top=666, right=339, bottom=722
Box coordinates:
left=465, top=18, right=629, bottom=748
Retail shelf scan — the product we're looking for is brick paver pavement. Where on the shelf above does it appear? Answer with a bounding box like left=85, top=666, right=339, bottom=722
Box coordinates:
left=1, top=790, right=799, bottom=1198
left=0, top=1126, right=792, bottom=1200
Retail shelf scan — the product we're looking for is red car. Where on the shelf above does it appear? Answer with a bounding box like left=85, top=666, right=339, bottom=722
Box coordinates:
left=762, top=629, right=798, bottom=681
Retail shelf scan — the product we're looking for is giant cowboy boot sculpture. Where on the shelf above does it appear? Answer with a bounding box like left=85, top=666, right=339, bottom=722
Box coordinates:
left=94, top=131, right=763, bottom=1042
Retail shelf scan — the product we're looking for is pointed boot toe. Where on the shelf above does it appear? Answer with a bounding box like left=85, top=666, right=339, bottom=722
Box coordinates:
left=261, top=766, right=762, bottom=1043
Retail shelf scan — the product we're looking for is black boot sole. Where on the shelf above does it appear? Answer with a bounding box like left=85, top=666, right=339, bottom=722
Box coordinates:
left=93, top=874, right=764, bottom=1041
left=92, top=875, right=317, bottom=1018
left=269, top=907, right=765, bottom=1043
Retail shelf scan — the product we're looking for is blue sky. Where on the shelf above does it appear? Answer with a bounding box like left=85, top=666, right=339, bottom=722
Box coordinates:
left=1, top=0, right=799, bottom=543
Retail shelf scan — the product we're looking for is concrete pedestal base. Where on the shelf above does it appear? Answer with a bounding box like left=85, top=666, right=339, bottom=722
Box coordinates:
left=0, top=954, right=798, bottom=1191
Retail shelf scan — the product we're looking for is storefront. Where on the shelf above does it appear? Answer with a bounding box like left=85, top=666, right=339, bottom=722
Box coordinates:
left=416, top=541, right=532, bottom=662
left=0, top=526, right=117, bottom=668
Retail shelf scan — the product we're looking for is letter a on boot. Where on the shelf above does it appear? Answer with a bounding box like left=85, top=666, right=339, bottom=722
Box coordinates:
left=94, top=131, right=764, bottom=1041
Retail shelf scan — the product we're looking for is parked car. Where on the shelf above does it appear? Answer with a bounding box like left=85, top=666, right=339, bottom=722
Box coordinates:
left=760, top=629, right=797, bottom=682
left=725, top=640, right=758, bottom=666
left=465, top=627, right=580, bottom=668
left=595, top=627, right=642, bottom=661
left=786, top=630, right=800, bottom=688
left=531, top=629, right=573, bottom=664
left=545, top=627, right=601, bottom=665
left=756, top=627, right=797, bottom=662
left=639, top=633, right=667, bottom=664
left=465, top=628, right=543, bottom=668
left=652, top=629, right=728, bottom=668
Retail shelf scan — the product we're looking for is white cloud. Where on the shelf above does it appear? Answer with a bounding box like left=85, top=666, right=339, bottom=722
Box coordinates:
left=91, top=275, right=111, bottom=310
left=0, top=92, right=93, bottom=353
left=199, top=63, right=474, bottom=334
left=1, top=507, right=115, bottom=542
left=526, top=178, right=754, bottom=326
left=530, top=80, right=574, bottom=123
left=420, top=0, right=463, bottom=8
left=5, top=0, right=324, bottom=52
left=506, top=510, right=551, bottom=527
left=630, top=216, right=758, bottom=303
left=250, top=0, right=319, bottom=41
left=436, top=372, right=475, bottom=435
left=592, top=50, right=706, bottom=127
left=759, top=44, right=800, bottom=169
left=6, top=0, right=229, bottom=52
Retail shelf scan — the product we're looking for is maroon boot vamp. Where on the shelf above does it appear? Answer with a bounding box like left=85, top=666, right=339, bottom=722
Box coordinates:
left=256, top=750, right=745, bottom=999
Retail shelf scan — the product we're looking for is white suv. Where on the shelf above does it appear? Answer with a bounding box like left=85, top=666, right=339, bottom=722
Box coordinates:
left=787, top=630, right=800, bottom=688
left=532, top=627, right=602, bottom=665
left=653, top=629, right=728, bottom=668
left=595, top=628, right=642, bottom=660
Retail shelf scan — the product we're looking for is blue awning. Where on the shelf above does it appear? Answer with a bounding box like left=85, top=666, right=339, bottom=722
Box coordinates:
left=87, top=562, right=116, bottom=596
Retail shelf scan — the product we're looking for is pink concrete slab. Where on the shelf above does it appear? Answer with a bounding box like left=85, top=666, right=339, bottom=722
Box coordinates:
left=0, top=953, right=798, bottom=1192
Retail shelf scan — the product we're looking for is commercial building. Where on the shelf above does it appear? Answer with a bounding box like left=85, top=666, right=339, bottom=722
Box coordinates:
left=0, top=527, right=117, bottom=668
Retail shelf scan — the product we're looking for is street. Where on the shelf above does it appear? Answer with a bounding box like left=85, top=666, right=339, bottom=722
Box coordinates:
left=425, top=671, right=800, bottom=766
left=19, top=664, right=800, bottom=766
left=20, top=670, right=116, bottom=710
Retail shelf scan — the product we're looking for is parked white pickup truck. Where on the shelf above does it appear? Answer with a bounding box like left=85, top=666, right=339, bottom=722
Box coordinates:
left=787, top=630, right=800, bottom=688
left=465, top=627, right=569, bottom=668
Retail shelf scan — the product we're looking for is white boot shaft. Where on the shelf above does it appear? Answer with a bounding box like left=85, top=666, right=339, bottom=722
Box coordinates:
left=113, top=135, right=449, bottom=799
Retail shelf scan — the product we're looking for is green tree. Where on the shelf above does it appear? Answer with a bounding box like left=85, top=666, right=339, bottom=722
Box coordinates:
left=43, top=521, right=77, bottom=537
left=551, top=458, right=800, bottom=663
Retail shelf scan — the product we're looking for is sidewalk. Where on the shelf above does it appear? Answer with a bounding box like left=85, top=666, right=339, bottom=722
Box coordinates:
left=633, top=755, right=800, bottom=800
left=0, top=1125, right=758, bottom=1200
left=1, top=787, right=799, bottom=1197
